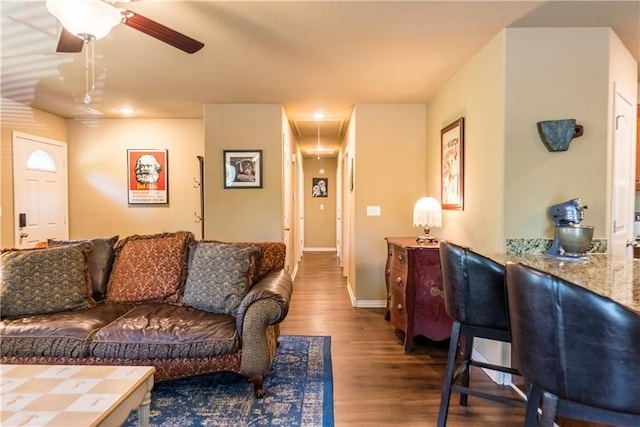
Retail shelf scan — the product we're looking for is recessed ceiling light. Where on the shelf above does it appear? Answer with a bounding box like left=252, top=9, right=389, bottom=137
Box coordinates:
left=118, top=107, right=136, bottom=115
left=313, top=112, right=325, bottom=119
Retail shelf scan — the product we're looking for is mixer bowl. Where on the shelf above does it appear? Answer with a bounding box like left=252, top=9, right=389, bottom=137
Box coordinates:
left=557, top=226, right=594, bottom=254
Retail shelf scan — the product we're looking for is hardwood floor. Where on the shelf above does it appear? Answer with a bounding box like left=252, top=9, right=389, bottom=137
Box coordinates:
left=279, top=251, right=526, bottom=427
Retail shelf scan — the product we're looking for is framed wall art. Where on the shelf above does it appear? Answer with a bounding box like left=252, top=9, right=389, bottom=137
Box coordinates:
left=311, top=177, right=328, bottom=197
left=223, top=150, right=262, bottom=189
left=441, top=117, right=464, bottom=210
left=127, top=149, right=168, bottom=204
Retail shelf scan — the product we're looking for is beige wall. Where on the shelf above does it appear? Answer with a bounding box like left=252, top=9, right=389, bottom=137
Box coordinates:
left=349, top=104, right=427, bottom=302
left=66, top=119, right=203, bottom=239
left=303, top=157, right=337, bottom=249
left=503, top=27, right=637, bottom=242
left=425, top=27, right=637, bottom=253
left=424, top=27, right=637, bottom=373
left=203, top=104, right=284, bottom=242
left=425, top=31, right=507, bottom=253
left=1, top=101, right=68, bottom=247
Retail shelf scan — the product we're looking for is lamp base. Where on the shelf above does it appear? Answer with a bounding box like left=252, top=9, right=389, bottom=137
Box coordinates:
left=416, top=234, right=438, bottom=244
left=415, top=226, right=438, bottom=244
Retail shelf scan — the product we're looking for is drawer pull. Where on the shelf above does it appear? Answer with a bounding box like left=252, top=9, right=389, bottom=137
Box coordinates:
left=398, top=254, right=406, bottom=264
left=395, top=277, right=403, bottom=286
left=396, top=304, right=404, bottom=314
left=386, top=268, right=391, bottom=276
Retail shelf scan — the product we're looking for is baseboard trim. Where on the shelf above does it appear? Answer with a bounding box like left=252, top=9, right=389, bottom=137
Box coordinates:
left=345, top=284, right=386, bottom=308
left=303, top=247, right=337, bottom=252
left=354, top=300, right=386, bottom=308
left=290, top=263, right=298, bottom=281
left=472, top=348, right=512, bottom=386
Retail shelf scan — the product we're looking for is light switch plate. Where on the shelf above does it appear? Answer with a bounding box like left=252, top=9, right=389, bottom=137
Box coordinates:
left=366, top=206, right=381, bottom=216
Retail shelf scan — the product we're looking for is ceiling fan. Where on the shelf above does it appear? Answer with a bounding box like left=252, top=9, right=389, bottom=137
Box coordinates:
left=46, top=0, right=205, bottom=54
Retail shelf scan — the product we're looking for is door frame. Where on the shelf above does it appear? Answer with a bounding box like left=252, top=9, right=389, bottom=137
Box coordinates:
left=12, top=131, right=69, bottom=248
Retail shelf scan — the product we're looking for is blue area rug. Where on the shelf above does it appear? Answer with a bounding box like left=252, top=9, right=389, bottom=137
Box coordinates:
left=124, top=335, right=333, bottom=426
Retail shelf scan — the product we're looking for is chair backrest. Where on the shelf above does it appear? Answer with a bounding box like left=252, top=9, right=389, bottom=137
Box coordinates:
left=439, top=241, right=509, bottom=330
left=505, top=262, right=640, bottom=415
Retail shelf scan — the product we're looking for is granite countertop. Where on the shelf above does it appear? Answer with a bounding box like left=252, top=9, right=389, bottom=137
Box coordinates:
left=487, top=253, right=640, bottom=313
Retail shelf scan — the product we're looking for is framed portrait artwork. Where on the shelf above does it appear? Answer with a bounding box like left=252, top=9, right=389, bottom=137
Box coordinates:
left=312, top=177, right=328, bottom=197
left=127, top=149, right=168, bottom=204
left=441, top=117, right=464, bottom=210
left=223, top=150, right=263, bottom=189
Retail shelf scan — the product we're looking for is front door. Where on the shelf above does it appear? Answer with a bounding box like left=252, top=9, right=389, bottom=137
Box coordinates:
left=12, top=131, right=69, bottom=248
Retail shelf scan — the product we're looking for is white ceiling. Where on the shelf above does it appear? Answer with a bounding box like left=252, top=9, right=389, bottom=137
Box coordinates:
left=2, top=1, right=639, bottom=156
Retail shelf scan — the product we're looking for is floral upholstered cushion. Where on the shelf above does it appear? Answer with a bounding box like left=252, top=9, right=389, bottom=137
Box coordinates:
left=47, top=235, right=119, bottom=301
left=0, top=244, right=96, bottom=317
left=182, top=242, right=260, bottom=316
left=106, top=231, right=194, bottom=304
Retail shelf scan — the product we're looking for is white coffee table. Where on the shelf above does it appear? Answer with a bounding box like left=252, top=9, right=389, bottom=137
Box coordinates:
left=1, top=364, right=155, bottom=427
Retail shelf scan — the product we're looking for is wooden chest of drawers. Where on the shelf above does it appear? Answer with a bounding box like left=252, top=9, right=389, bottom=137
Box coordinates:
left=385, top=237, right=453, bottom=352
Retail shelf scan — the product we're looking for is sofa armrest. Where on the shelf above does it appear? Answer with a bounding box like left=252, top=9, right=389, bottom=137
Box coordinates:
left=236, top=269, right=293, bottom=336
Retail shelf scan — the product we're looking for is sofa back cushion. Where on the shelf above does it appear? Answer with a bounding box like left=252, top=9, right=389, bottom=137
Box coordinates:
left=182, top=242, right=260, bottom=316
left=47, top=235, right=119, bottom=301
left=250, top=242, right=286, bottom=280
left=106, top=231, right=194, bottom=304
left=1, top=243, right=96, bottom=317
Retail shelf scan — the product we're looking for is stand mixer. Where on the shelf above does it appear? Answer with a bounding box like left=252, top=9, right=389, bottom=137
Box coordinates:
left=545, top=198, right=594, bottom=259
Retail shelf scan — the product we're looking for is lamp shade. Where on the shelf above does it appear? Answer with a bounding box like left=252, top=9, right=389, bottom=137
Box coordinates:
left=413, top=196, right=442, bottom=228
left=46, top=0, right=123, bottom=40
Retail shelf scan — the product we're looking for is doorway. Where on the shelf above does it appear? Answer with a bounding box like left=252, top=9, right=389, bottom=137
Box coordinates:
left=12, top=131, right=69, bottom=248
left=303, top=157, right=338, bottom=251
left=610, top=83, right=636, bottom=257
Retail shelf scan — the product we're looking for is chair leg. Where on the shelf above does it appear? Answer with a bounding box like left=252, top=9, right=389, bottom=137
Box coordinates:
left=437, top=321, right=461, bottom=427
left=540, top=392, right=558, bottom=427
left=459, top=331, right=474, bottom=406
left=525, top=383, right=542, bottom=427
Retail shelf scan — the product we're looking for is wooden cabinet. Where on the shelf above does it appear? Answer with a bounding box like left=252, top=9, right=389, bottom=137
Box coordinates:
left=384, top=237, right=453, bottom=352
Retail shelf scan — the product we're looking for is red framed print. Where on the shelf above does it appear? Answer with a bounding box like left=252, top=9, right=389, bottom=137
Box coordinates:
left=441, top=117, right=464, bottom=210
left=127, top=149, right=168, bottom=204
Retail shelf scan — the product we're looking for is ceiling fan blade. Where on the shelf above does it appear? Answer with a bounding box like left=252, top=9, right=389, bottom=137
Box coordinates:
left=123, top=11, right=204, bottom=54
left=56, top=27, right=84, bottom=53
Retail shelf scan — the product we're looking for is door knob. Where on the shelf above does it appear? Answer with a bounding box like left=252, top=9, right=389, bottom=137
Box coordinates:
left=19, top=232, right=28, bottom=238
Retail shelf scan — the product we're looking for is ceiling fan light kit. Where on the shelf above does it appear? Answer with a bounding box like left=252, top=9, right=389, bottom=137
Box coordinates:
left=46, top=0, right=123, bottom=40
left=46, top=0, right=204, bottom=54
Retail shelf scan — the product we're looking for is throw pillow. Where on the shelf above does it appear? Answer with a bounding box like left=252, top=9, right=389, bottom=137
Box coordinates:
left=182, top=242, right=259, bottom=316
left=191, top=240, right=286, bottom=281
left=48, top=235, right=119, bottom=301
left=0, top=243, right=95, bottom=317
left=106, top=231, right=194, bottom=304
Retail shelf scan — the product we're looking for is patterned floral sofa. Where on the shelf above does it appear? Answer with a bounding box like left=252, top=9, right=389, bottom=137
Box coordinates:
left=0, top=231, right=293, bottom=398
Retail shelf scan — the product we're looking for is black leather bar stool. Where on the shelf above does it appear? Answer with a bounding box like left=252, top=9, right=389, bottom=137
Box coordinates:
left=437, top=241, right=524, bottom=427
left=506, top=262, right=640, bottom=427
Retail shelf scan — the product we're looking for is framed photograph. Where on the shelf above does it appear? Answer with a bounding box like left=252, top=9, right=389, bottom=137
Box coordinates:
left=127, top=149, right=168, bottom=204
left=441, top=117, right=464, bottom=210
left=312, top=177, right=328, bottom=197
left=223, top=150, right=262, bottom=189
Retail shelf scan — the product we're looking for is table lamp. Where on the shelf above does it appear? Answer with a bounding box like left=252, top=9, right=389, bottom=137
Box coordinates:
left=413, top=196, right=442, bottom=243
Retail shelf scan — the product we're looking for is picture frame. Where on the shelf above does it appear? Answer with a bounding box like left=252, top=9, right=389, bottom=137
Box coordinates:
left=223, top=150, right=263, bottom=189
left=127, top=149, right=168, bottom=204
left=312, top=177, right=328, bottom=197
left=441, top=117, right=464, bottom=210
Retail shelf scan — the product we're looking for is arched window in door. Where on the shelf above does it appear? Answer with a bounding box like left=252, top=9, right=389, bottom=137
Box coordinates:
left=26, top=149, right=56, bottom=172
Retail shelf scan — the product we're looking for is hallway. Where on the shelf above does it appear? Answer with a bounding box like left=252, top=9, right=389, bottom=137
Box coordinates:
left=279, top=251, right=525, bottom=426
